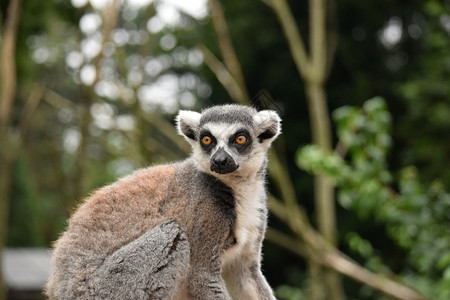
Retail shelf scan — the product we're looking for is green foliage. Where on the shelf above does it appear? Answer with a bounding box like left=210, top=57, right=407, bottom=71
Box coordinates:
left=275, top=285, right=305, bottom=300
left=394, top=0, right=450, bottom=185
left=297, top=97, right=450, bottom=299
left=7, top=157, right=44, bottom=247
left=297, top=97, right=393, bottom=217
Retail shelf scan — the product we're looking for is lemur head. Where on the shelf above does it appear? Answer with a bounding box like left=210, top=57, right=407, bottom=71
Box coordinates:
left=176, top=104, right=281, bottom=180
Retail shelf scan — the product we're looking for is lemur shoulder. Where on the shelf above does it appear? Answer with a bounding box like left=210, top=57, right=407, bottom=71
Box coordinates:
left=46, top=104, right=281, bottom=300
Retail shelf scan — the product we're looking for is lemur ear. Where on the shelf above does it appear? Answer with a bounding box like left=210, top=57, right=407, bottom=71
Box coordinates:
left=253, top=110, right=281, bottom=144
left=176, top=110, right=202, bottom=142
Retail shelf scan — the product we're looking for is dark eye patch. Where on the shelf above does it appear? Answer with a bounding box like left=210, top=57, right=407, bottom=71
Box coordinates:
left=199, top=130, right=216, bottom=153
left=229, top=129, right=252, bottom=153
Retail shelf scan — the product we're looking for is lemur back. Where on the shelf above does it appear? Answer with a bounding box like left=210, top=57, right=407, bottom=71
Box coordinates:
left=46, top=104, right=281, bottom=300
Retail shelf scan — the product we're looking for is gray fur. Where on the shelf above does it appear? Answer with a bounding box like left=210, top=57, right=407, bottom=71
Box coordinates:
left=199, top=105, right=256, bottom=127
left=90, top=220, right=189, bottom=299
left=46, top=104, right=281, bottom=300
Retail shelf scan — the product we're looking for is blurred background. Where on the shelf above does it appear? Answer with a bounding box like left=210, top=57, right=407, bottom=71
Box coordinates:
left=1, top=0, right=450, bottom=299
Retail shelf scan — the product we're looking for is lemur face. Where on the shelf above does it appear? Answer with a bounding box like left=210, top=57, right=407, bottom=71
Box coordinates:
left=177, top=105, right=281, bottom=179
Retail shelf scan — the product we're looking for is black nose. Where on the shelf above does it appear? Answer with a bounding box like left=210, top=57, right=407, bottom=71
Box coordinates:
left=210, top=148, right=238, bottom=174
left=213, top=152, right=229, bottom=167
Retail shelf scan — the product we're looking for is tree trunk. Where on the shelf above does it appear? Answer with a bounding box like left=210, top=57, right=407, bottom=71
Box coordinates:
left=306, top=81, right=344, bottom=300
left=0, top=1, right=21, bottom=298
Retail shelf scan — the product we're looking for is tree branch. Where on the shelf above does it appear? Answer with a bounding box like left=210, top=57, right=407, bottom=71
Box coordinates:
left=266, top=227, right=305, bottom=256
left=309, top=0, right=327, bottom=83
left=141, top=112, right=191, bottom=155
left=0, top=0, right=21, bottom=126
left=267, top=208, right=431, bottom=300
left=268, top=149, right=298, bottom=210
left=43, top=88, right=78, bottom=111
left=208, top=0, right=250, bottom=103
left=0, top=1, right=21, bottom=298
left=19, top=84, right=45, bottom=136
left=321, top=251, right=430, bottom=300
left=199, top=45, right=250, bottom=104
left=73, top=0, right=120, bottom=199
left=91, top=0, right=119, bottom=85
left=265, top=0, right=310, bottom=78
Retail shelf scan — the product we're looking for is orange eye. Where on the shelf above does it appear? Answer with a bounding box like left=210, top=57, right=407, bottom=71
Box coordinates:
left=202, top=136, right=212, bottom=145
left=235, top=136, right=247, bottom=145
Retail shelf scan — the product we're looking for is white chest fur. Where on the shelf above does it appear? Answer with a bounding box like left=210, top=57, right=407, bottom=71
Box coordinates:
left=221, top=178, right=267, bottom=265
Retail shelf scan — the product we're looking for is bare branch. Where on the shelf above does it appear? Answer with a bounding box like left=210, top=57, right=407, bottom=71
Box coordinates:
left=91, top=0, right=119, bottom=85
left=309, top=0, right=327, bottom=83
left=334, top=138, right=348, bottom=158
left=266, top=227, right=305, bottom=256
left=43, top=88, right=78, bottom=111
left=321, top=251, right=430, bottom=300
left=0, top=2, right=21, bottom=297
left=0, top=0, right=21, bottom=126
left=268, top=209, right=431, bottom=300
left=268, top=149, right=298, bottom=209
left=267, top=195, right=289, bottom=221
left=19, top=84, right=45, bottom=135
left=265, top=0, right=310, bottom=78
left=141, top=112, right=191, bottom=155
left=208, top=0, right=250, bottom=103
left=199, top=45, right=250, bottom=105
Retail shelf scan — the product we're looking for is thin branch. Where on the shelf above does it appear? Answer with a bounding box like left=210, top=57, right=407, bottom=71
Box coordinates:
left=73, top=0, right=120, bottom=199
left=265, top=0, right=310, bottom=78
left=208, top=0, right=250, bottom=103
left=43, top=88, right=78, bottom=111
left=266, top=227, right=305, bottom=256
left=0, top=2, right=21, bottom=298
left=334, top=138, right=348, bottom=158
left=321, top=251, right=430, bottom=300
left=199, top=45, right=249, bottom=105
left=144, top=136, right=184, bottom=162
left=19, top=84, right=45, bottom=135
left=267, top=211, right=431, bottom=300
left=267, top=194, right=289, bottom=221
left=267, top=149, right=298, bottom=210
left=0, top=0, right=21, bottom=126
left=309, top=0, right=327, bottom=83
left=141, top=112, right=191, bottom=155
left=90, top=0, right=119, bottom=85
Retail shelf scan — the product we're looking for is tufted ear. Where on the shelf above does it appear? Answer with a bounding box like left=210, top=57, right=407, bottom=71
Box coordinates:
left=253, top=110, right=281, bottom=144
left=176, top=110, right=202, bottom=143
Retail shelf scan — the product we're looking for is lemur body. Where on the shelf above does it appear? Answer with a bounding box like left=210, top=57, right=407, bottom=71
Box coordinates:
left=46, top=104, right=281, bottom=300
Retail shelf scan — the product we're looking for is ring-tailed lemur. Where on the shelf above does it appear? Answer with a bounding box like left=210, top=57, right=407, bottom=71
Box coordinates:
left=46, top=104, right=281, bottom=300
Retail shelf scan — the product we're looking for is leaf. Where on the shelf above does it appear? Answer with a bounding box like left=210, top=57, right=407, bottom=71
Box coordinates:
left=295, top=145, right=351, bottom=183
left=438, top=253, right=450, bottom=271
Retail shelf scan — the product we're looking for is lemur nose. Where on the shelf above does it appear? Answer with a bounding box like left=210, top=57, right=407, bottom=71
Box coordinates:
left=210, top=148, right=238, bottom=174
left=213, top=152, right=229, bottom=166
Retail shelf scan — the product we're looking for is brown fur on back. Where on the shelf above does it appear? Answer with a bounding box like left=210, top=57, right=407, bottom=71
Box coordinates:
left=46, top=159, right=236, bottom=298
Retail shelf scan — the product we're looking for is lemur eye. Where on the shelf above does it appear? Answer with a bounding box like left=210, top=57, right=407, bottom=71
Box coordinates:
left=235, top=136, right=247, bottom=145
left=202, top=136, right=212, bottom=145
